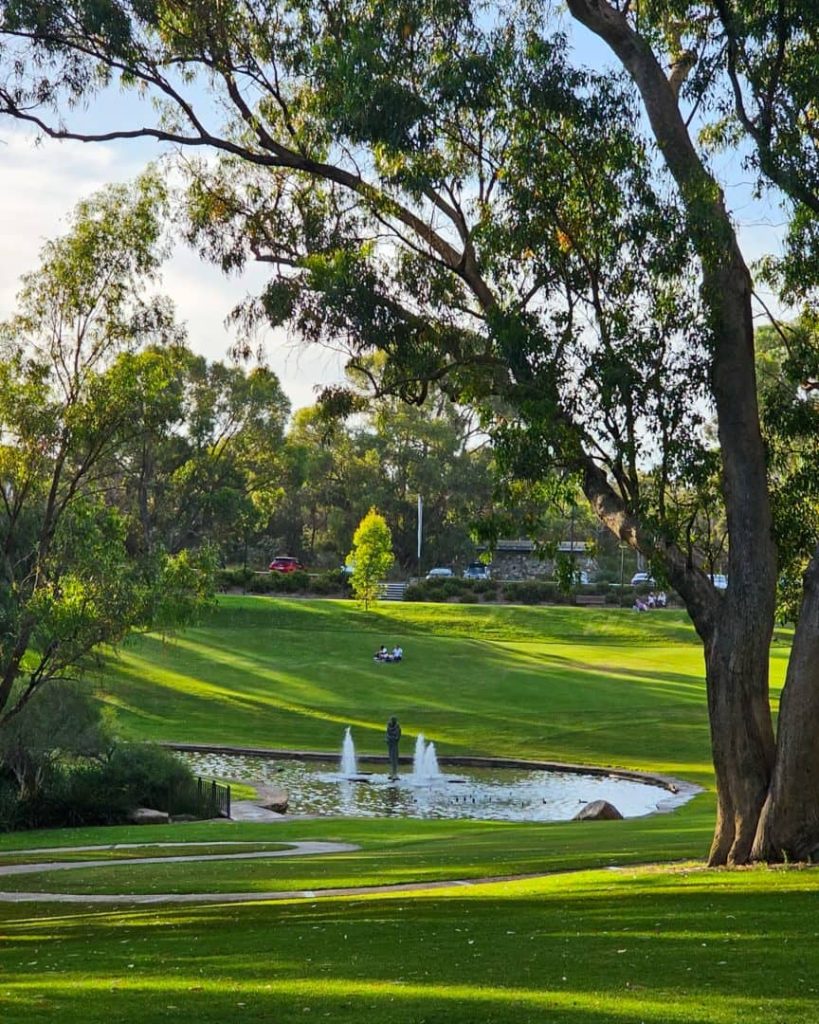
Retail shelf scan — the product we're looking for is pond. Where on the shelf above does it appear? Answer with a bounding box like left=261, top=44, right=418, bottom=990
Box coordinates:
left=179, top=745, right=692, bottom=824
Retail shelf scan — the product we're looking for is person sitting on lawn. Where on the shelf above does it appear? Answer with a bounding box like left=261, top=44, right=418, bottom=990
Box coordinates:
left=391, top=645, right=403, bottom=662
left=374, top=645, right=389, bottom=661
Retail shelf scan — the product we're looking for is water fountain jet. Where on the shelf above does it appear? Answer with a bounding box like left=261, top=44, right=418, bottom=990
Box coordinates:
left=339, top=727, right=358, bottom=778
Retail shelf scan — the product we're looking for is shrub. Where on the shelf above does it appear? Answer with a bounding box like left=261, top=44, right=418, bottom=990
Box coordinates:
left=247, top=569, right=310, bottom=593
left=503, top=580, right=559, bottom=604
left=215, top=567, right=254, bottom=591
left=0, top=776, right=20, bottom=831
left=0, top=743, right=203, bottom=832
left=310, top=570, right=351, bottom=595
left=246, top=572, right=277, bottom=593
left=473, top=578, right=499, bottom=595
left=442, top=577, right=468, bottom=598
left=458, top=591, right=480, bottom=603
left=101, top=743, right=196, bottom=811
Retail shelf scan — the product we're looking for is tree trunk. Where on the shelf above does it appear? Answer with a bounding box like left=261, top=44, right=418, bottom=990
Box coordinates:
left=704, top=624, right=776, bottom=865
left=566, top=0, right=779, bottom=864
left=752, top=546, right=819, bottom=861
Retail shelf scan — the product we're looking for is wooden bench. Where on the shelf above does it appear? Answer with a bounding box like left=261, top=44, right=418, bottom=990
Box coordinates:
left=575, top=594, right=606, bottom=606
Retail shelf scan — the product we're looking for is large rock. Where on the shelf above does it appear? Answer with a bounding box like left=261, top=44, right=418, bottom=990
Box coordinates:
left=573, top=800, right=623, bottom=821
left=128, top=806, right=170, bottom=825
left=260, top=786, right=289, bottom=814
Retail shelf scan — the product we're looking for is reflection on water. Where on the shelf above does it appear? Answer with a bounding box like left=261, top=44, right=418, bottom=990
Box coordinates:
left=180, top=752, right=683, bottom=823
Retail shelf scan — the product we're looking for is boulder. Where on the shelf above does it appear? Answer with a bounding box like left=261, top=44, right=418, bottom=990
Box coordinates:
left=573, top=800, right=623, bottom=821
left=260, top=786, right=289, bottom=814
left=128, top=806, right=170, bottom=825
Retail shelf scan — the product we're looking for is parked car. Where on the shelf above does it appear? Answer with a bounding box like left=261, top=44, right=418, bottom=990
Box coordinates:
left=426, top=567, right=454, bottom=580
left=269, top=556, right=304, bottom=573
left=463, top=562, right=491, bottom=580
left=710, top=574, right=728, bottom=590
left=340, top=563, right=355, bottom=576
left=630, top=571, right=656, bottom=586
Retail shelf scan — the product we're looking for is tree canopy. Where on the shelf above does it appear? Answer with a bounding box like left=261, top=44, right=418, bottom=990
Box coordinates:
left=0, top=179, right=214, bottom=725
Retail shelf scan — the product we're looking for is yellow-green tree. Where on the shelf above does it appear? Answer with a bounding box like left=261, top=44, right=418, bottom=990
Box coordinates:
left=348, top=509, right=394, bottom=610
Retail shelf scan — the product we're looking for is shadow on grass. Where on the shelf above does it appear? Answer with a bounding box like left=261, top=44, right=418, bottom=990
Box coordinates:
left=3, top=865, right=819, bottom=1023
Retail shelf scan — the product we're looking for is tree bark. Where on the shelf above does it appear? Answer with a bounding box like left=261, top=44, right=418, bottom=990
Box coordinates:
left=705, top=622, right=776, bottom=864
left=752, top=546, right=819, bottom=861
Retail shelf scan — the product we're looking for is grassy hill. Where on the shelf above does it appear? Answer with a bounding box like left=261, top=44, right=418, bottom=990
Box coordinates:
left=98, top=595, right=792, bottom=787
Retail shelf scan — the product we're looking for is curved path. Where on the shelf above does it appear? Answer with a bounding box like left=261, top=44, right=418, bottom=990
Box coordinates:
left=0, top=840, right=364, bottom=903
left=0, top=840, right=596, bottom=905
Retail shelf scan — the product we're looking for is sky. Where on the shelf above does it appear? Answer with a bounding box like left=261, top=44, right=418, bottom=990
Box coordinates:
left=0, top=15, right=789, bottom=415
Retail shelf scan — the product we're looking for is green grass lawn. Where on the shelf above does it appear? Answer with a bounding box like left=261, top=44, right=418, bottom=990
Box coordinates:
left=0, top=597, right=810, bottom=1024
left=100, top=597, right=782, bottom=786
left=3, top=864, right=819, bottom=1023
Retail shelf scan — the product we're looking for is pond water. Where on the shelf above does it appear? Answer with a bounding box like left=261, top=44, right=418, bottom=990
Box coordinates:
left=179, top=751, right=689, bottom=824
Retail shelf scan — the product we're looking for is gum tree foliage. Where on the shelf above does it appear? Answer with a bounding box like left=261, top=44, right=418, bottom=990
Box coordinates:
left=110, top=344, right=291, bottom=562
left=755, top=316, right=819, bottom=624
left=0, top=179, right=214, bottom=727
left=272, top=389, right=493, bottom=570
left=348, top=507, right=394, bottom=610
left=1, top=1, right=818, bottom=862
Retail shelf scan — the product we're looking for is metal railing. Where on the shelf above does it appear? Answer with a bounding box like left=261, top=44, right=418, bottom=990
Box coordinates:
left=169, top=777, right=231, bottom=819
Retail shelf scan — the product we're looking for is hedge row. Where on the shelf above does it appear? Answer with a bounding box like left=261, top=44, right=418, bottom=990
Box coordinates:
left=217, top=568, right=351, bottom=595
left=404, top=578, right=671, bottom=606
left=216, top=568, right=670, bottom=606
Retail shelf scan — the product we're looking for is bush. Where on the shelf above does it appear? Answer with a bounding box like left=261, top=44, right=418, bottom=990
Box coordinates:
left=0, top=743, right=203, bottom=832
left=310, top=570, right=351, bottom=596
left=473, top=578, right=499, bottom=595
left=458, top=591, right=480, bottom=603
left=101, top=742, right=197, bottom=812
left=0, top=776, right=20, bottom=831
left=245, top=572, right=277, bottom=593
left=442, top=577, right=469, bottom=598
left=503, top=580, right=560, bottom=604
left=215, top=567, right=254, bottom=591
left=246, top=569, right=310, bottom=593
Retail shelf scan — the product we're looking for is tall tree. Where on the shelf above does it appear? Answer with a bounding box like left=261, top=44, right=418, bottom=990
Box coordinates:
left=0, top=179, right=213, bottom=726
left=2, top=1, right=817, bottom=863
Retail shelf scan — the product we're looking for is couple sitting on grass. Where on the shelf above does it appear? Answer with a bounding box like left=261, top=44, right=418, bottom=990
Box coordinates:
left=374, top=644, right=403, bottom=663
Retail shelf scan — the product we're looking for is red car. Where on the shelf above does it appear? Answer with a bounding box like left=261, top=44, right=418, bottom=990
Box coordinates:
left=269, top=556, right=304, bottom=573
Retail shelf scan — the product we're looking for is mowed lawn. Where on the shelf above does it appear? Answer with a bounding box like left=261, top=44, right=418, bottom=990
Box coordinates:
left=4, top=866, right=819, bottom=1024
left=97, top=596, right=790, bottom=785
left=0, top=597, right=809, bottom=1024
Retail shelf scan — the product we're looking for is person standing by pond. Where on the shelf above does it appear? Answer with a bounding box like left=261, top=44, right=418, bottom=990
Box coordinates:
left=386, top=716, right=402, bottom=779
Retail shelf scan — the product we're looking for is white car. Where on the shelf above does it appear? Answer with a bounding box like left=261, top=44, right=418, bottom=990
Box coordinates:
left=710, top=574, right=728, bottom=590
left=426, top=567, right=454, bottom=580
left=630, top=572, right=656, bottom=586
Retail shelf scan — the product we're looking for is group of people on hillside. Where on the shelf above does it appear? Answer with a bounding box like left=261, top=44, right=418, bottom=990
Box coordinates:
left=633, top=591, right=667, bottom=612
left=374, top=644, right=403, bottom=663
